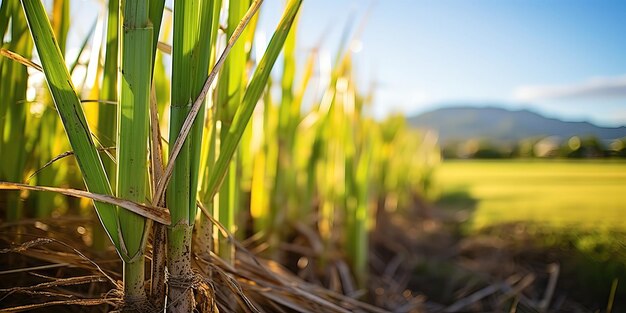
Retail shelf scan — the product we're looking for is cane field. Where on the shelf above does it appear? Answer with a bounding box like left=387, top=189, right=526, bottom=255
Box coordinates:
left=432, top=160, right=626, bottom=310
left=434, top=160, right=626, bottom=232
left=1, top=0, right=625, bottom=312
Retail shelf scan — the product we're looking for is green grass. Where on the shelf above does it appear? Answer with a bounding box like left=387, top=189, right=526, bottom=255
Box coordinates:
left=433, top=159, right=626, bottom=231
left=434, top=159, right=626, bottom=307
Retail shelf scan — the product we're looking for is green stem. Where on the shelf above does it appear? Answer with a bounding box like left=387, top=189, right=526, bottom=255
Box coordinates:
left=124, top=259, right=146, bottom=300
left=117, top=0, right=152, bottom=306
left=166, top=223, right=194, bottom=313
left=217, top=158, right=236, bottom=262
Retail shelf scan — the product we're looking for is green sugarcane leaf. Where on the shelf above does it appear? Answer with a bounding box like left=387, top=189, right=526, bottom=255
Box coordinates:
left=205, top=0, right=303, bottom=198
left=19, top=0, right=121, bottom=249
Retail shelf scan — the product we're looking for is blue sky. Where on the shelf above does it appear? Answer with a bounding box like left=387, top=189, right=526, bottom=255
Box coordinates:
left=66, top=0, right=626, bottom=127
left=258, top=0, right=626, bottom=126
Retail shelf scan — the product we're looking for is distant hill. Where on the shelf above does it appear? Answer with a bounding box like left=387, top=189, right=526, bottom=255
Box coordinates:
left=408, top=106, right=626, bottom=143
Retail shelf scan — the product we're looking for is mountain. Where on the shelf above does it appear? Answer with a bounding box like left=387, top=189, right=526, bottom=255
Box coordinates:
left=408, top=106, right=626, bottom=143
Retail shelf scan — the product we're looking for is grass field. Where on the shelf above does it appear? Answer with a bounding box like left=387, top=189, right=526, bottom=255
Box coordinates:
left=433, top=159, right=626, bottom=304
left=433, top=160, right=626, bottom=232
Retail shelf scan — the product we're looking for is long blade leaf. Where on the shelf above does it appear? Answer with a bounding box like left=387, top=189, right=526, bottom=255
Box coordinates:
left=205, top=0, right=303, bottom=198
left=19, top=0, right=120, bottom=248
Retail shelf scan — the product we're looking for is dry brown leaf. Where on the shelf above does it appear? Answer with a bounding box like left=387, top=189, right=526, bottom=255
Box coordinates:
left=0, top=182, right=170, bottom=225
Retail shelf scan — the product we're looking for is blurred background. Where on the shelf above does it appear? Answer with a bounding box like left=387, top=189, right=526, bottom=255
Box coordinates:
left=2, top=0, right=625, bottom=311
left=290, top=1, right=626, bottom=310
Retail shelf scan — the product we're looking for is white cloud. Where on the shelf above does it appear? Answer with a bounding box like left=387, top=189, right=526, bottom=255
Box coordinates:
left=513, top=75, right=626, bottom=101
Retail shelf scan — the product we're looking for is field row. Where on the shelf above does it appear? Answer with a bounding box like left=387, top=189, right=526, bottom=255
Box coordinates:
left=434, top=160, right=626, bottom=230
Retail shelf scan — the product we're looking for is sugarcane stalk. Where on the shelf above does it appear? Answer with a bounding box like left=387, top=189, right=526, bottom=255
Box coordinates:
left=117, top=0, right=153, bottom=303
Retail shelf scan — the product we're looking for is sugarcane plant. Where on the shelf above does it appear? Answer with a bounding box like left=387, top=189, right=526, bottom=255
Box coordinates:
left=234, top=19, right=441, bottom=288
left=0, top=0, right=443, bottom=310
left=19, top=0, right=155, bottom=306
left=9, top=0, right=302, bottom=311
